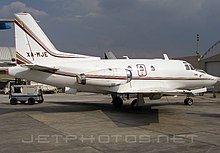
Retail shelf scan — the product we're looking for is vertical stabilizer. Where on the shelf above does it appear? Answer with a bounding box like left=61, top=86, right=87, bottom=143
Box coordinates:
left=14, top=13, right=96, bottom=64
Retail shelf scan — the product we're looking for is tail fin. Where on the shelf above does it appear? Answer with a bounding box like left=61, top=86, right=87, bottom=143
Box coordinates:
left=14, top=13, right=96, bottom=64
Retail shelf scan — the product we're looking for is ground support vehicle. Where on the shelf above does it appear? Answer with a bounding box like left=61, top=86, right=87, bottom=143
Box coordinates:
left=9, top=85, right=44, bottom=105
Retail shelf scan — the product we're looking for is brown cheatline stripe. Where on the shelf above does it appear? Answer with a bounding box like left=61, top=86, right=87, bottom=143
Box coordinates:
left=16, top=52, right=33, bottom=64
left=131, top=77, right=213, bottom=80
left=33, top=69, right=214, bottom=81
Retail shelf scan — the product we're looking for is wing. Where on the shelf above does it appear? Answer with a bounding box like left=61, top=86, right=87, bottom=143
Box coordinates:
left=160, top=88, right=207, bottom=95
left=116, top=87, right=207, bottom=95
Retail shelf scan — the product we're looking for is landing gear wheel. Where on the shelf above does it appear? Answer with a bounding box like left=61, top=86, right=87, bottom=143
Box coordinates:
left=131, top=99, right=137, bottom=108
left=131, top=99, right=143, bottom=111
left=10, top=98, right=17, bottom=105
left=28, top=98, right=35, bottom=105
left=112, top=97, right=123, bottom=108
left=184, top=98, right=193, bottom=106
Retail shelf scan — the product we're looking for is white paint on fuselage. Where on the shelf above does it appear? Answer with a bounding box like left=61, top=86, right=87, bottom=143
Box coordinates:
left=9, top=59, right=218, bottom=94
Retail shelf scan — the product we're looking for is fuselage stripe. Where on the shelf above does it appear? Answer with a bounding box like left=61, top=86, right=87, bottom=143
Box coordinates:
left=35, top=69, right=213, bottom=81
left=16, top=51, right=33, bottom=64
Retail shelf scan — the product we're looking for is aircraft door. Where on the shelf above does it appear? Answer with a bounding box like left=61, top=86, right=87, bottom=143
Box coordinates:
left=136, top=64, right=147, bottom=77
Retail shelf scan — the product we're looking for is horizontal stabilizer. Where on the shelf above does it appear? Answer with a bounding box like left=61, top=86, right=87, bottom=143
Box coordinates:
left=21, top=64, right=58, bottom=73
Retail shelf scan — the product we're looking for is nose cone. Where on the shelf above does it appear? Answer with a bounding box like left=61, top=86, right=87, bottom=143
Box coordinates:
left=215, top=77, right=220, bottom=83
left=210, top=75, right=220, bottom=85
left=202, top=73, right=220, bottom=87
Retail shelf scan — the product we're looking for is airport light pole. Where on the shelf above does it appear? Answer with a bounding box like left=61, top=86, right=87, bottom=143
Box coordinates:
left=196, top=34, right=201, bottom=61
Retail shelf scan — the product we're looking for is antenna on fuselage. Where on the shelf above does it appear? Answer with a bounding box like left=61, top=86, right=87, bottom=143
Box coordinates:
left=163, top=54, right=169, bottom=60
left=123, top=56, right=129, bottom=59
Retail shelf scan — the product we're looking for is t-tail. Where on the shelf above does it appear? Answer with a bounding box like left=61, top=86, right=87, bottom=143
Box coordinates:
left=14, top=13, right=98, bottom=65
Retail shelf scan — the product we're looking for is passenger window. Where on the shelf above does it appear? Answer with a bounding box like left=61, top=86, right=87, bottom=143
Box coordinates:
left=151, top=65, right=155, bottom=71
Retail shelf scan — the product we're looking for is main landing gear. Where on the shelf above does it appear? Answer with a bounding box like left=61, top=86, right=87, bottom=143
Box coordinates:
left=130, top=94, right=145, bottom=110
left=112, top=94, right=194, bottom=109
left=184, top=97, right=193, bottom=106
left=112, top=94, right=145, bottom=110
left=112, top=97, right=123, bottom=108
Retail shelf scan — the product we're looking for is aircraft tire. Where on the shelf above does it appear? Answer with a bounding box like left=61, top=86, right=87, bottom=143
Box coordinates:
left=131, top=99, right=143, bottom=111
left=112, top=97, right=123, bottom=108
left=184, top=98, right=193, bottom=106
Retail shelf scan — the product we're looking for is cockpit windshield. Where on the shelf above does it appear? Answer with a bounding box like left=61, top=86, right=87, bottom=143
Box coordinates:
left=183, top=62, right=195, bottom=70
left=183, top=62, right=190, bottom=70
left=189, top=64, right=195, bottom=70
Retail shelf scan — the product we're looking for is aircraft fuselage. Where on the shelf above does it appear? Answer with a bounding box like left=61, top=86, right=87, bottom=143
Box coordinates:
left=9, top=58, right=218, bottom=94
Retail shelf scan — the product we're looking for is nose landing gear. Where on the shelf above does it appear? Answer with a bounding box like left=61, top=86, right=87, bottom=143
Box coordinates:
left=184, top=97, right=193, bottom=105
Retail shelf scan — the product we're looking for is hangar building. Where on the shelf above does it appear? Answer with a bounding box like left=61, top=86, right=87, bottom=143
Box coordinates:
left=176, top=40, right=220, bottom=78
left=176, top=40, right=220, bottom=92
left=0, top=47, right=16, bottom=67
left=0, top=47, right=16, bottom=89
left=199, top=40, right=220, bottom=77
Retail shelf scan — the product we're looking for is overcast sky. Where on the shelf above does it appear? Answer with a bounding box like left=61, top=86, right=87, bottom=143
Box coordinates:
left=0, top=0, right=220, bottom=58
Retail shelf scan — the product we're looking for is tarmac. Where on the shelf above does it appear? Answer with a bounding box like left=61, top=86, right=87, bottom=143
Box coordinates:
left=0, top=92, right=219, bottom=153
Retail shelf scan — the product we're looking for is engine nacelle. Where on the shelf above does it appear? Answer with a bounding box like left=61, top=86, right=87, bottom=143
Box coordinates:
left=77, top=68, right=132, bottom=87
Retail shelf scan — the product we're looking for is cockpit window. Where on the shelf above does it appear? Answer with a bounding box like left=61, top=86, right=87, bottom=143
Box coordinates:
left=183, top=62, right=190, bottom=70
left=183, top=62, right=194, bottom=70
left=189, top=64, right=195, bottom=70
left=185, top=65, right=190, bottom=70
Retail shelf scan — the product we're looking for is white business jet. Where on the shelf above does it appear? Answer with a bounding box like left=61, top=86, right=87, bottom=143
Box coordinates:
left=5, top=13, right=220, bottom=109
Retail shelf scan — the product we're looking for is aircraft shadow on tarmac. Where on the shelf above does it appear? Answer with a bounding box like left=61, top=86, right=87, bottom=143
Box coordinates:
left=49, top=101, right=160, bottom=127
left=187, top=112, right=220, bottom=118
left=2, top=100, right=172, bottom=127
